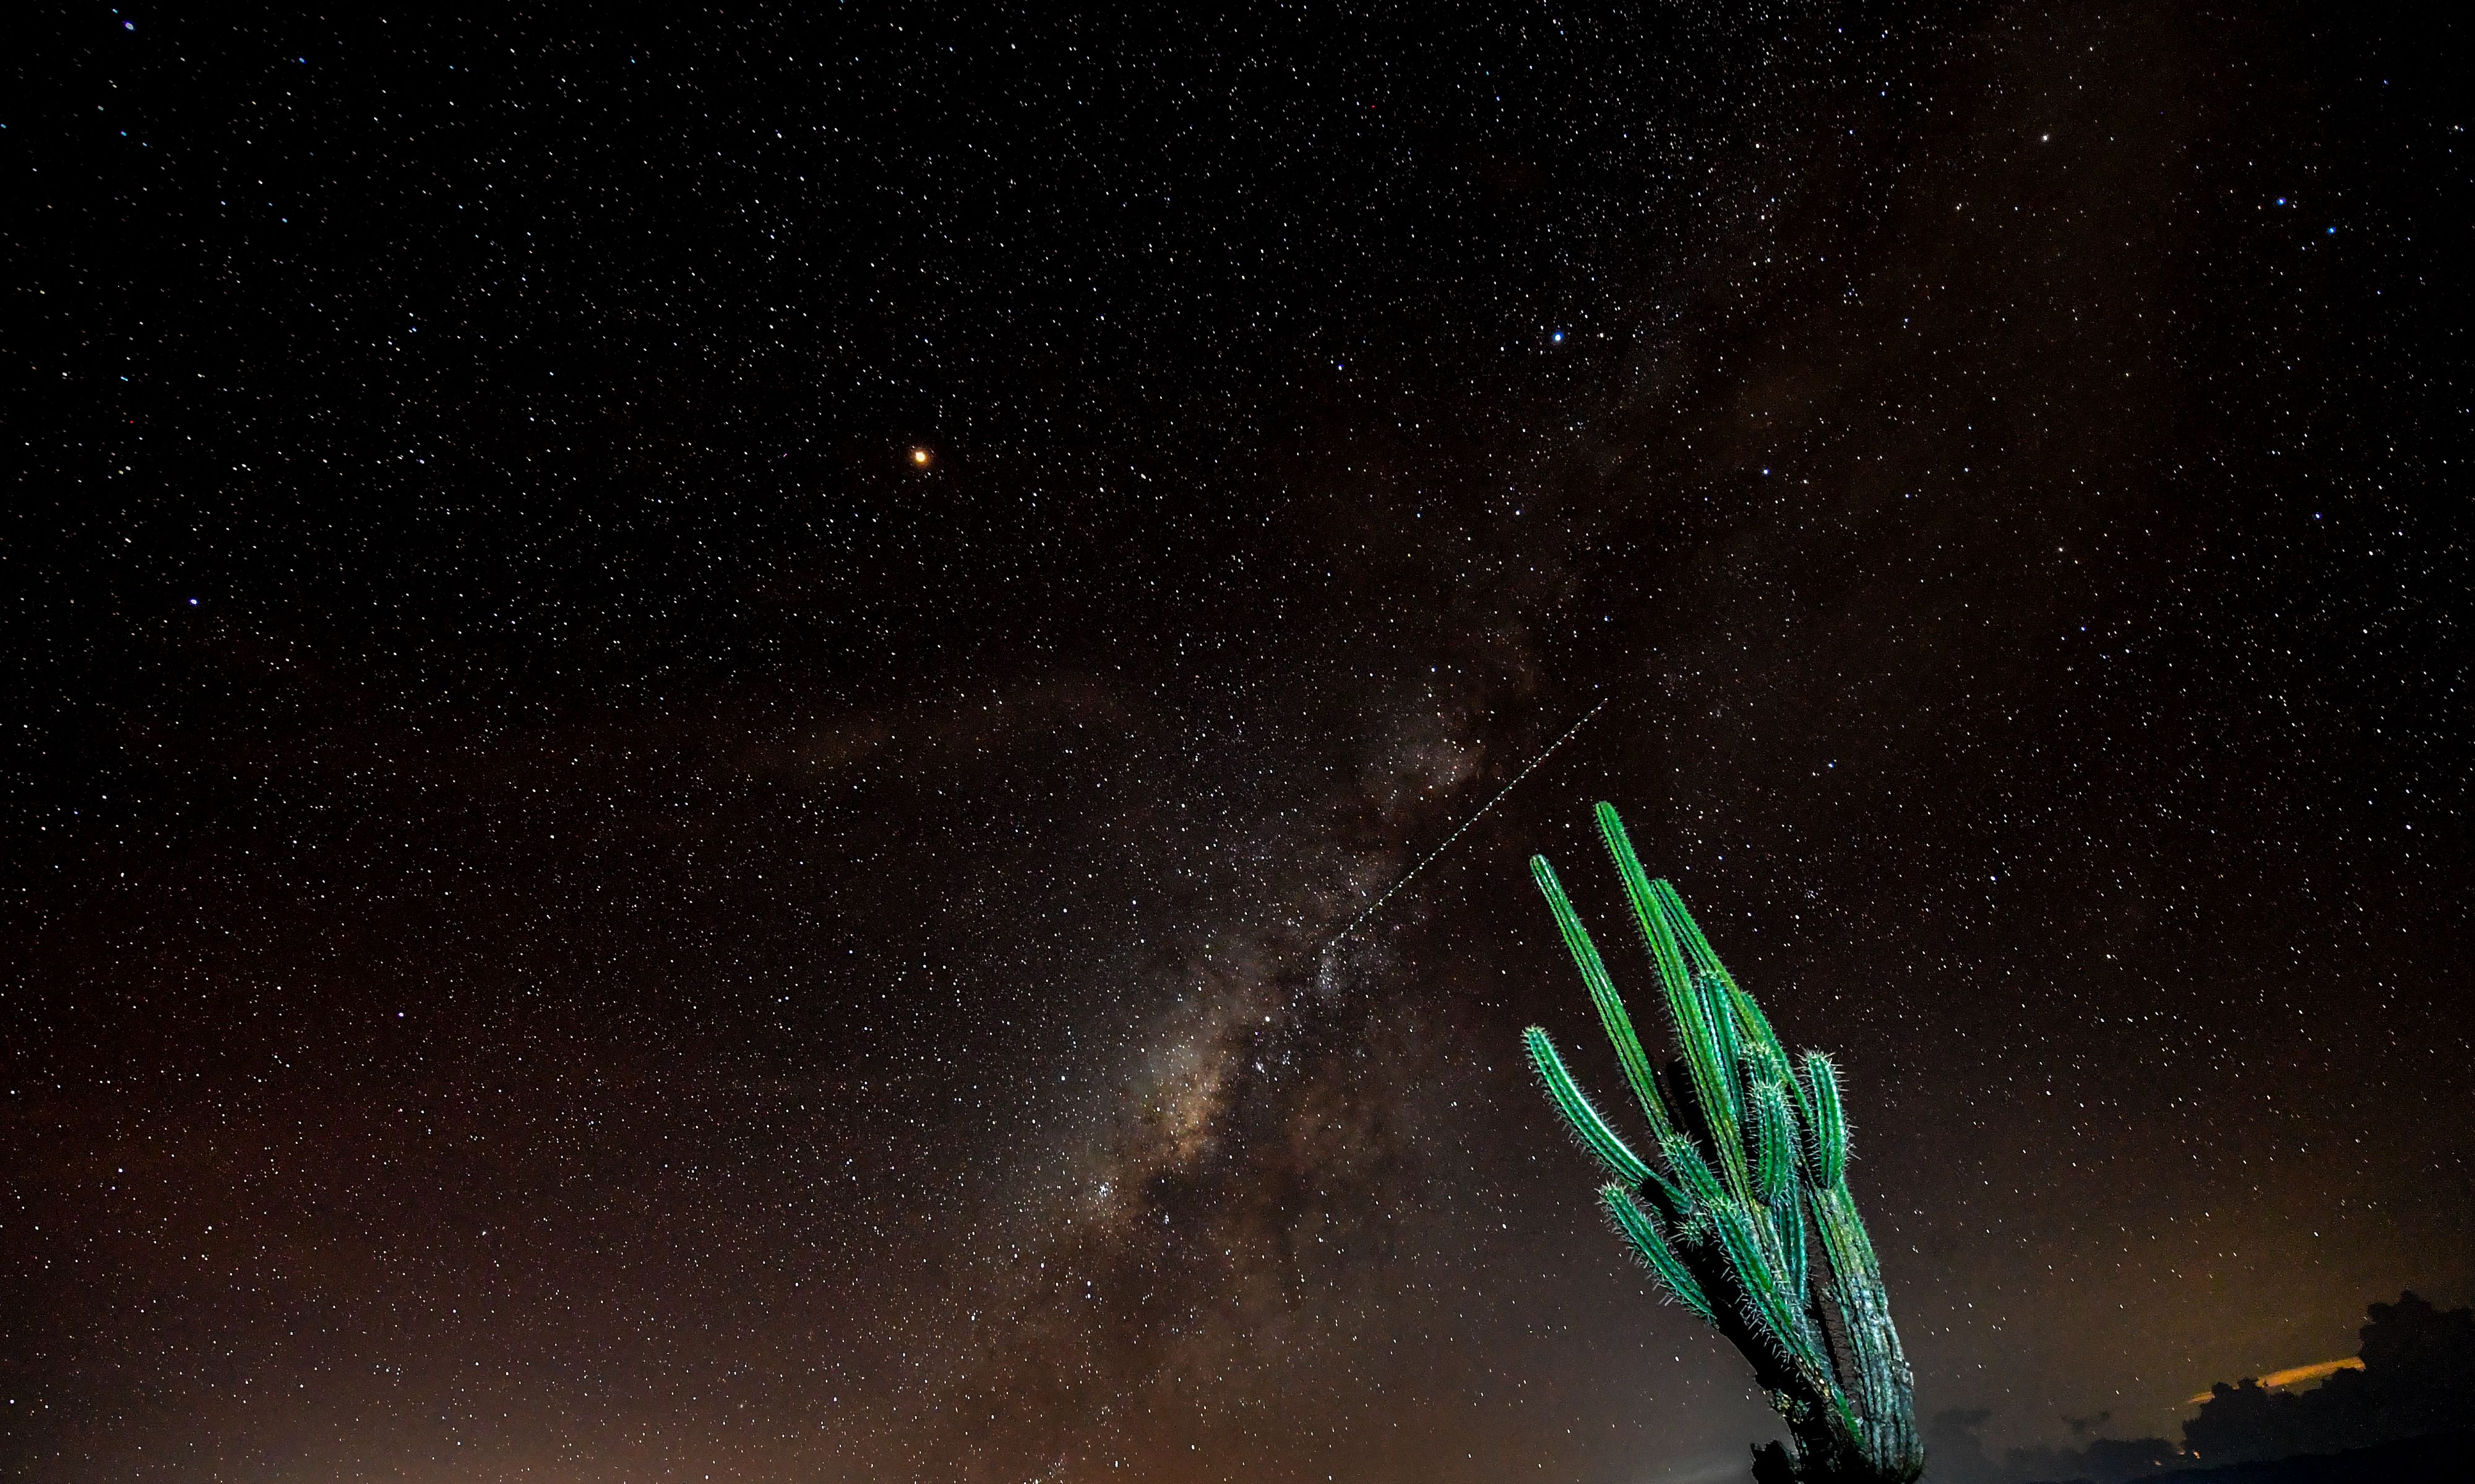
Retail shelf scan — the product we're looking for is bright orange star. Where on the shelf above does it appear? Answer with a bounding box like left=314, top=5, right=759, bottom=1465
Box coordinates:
left=908, top=446, right=932, bottom=467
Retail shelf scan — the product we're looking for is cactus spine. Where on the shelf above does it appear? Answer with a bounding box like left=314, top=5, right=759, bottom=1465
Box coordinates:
left=1522, top=803, right=1924, bottom=1483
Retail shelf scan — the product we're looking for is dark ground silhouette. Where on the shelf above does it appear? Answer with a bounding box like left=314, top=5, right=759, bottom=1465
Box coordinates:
left=2146, top=1431, right=2474, bottom=1483
left=1923, top=1294, right=2475, bottom=1484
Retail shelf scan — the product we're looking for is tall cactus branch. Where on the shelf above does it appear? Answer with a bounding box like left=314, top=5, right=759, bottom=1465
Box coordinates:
left=1520, top=804, right=1924, bottom=1484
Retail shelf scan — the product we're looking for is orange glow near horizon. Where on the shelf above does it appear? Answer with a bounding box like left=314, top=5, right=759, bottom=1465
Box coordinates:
left=2185, top=1355, right=2362, bottom=1407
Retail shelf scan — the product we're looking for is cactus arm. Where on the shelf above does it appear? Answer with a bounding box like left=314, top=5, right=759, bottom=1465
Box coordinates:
left=1651, top=875, right=1741, bottom=995
left=1750, top=1077, right=1814, bottom=1309
left=1662, top=874, right=1819, bottom=1134
left=1529, top=854, right=1687, bottom=1149
left=1524, top=1026, right=1669, bottom=1198
left=1593, top=804, right=1755, bottom=1203
left=1653, top=877, right=1818, bottom=1143
left=1710, top=1197, right=1838, bottom=1398
left=1776, top=1176, right=1810, bottom=1312
left=1800, top=1051, right=1849, bottom=1188
left=1659, top=1131, right=1727, bottom=1213
left=1716, top=1098, right=1835, bottom=1402
left=1527, top=1027, right=1692, bottom=1216
left=1752, top=1079, right=1800, bottom=1208
left=1601, top=1183, right=1716, bottom=1323
left=1643, top=874, right=1749, bottom=1123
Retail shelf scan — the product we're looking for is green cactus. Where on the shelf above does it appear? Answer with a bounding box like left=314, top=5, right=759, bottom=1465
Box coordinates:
left=1522, top=803, right=1924, bottom=1484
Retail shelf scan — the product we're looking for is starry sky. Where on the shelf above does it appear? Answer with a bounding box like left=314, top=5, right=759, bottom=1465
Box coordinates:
left=5, top=4, right=2469, bottom=1482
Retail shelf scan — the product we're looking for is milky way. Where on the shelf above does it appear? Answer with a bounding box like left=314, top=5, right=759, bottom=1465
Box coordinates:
left=7, top=6, right=2470, bottom=1483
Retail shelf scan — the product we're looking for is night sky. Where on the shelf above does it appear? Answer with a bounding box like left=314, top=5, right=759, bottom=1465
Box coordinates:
left=6, top=5, right=2471, bottom=1482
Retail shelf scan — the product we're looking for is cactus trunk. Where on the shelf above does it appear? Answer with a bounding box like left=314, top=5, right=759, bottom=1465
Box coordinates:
left=1522, top=804, right=1924, bottom=1483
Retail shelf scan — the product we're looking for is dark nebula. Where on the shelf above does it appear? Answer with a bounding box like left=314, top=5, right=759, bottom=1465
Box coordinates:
left=6, top=5, right=2469, bottom=1482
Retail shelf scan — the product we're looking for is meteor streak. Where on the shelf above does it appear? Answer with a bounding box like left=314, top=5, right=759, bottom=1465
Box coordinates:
left=1318, top=695, right=1611, bottom=959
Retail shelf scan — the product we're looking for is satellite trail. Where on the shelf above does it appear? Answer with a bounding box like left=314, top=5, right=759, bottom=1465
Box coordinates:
left=1318, top=695, right=1611, bottom=961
